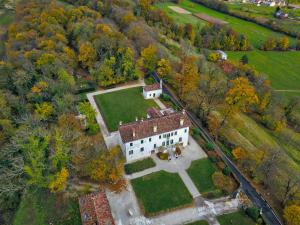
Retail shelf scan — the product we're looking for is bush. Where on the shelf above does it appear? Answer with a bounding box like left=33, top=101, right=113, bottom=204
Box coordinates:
left=209, top=156, right=218, bottom=163
left=222, top=165, right=232, bottom=176
left=175, top=146, right=181, bottom=155
left=245, top=207, right=260, bottom=222
left=205, top=142, right=215, bottom=151
left=87, top=123, right=99, bottom=135
left=161, top=93, right=171, bottom=102
left=157, top=152, right=169, bottom=160
left=207, top=52, right=220, bottom=62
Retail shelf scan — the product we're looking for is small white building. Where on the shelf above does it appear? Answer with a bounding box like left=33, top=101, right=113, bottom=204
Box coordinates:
left=119, top=108, right=191, bottom=162
left=143, top=80, right=163, bottom=99
left=216, top=50, right=228, bottom=60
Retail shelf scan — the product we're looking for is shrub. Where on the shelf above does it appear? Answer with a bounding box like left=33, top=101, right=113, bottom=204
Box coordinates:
left=192, top=127, right=201, bottom=136
left=175, top=146, right=181, bottom=155
left=157, top=152, right=169, bottom=160
left=222, top=165, right=232, bottom=176
left=245, top=207, right=260, bottom=222
left=87, top=123, right=99, bottom=135
left=212, top=171, right=237, bottom=194
left=161, top=93, right=171, bottom=102
left=217, top=161, right=226, bottom=170
left=205, top=142, right=215, bottom=151
left=207, top=52, right=220, bottom=62
left=209, top=156, right=218, bottom=163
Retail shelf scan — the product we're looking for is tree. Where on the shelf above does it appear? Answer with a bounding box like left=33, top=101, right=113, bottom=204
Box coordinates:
left=240, top=54, right=249, bottom=65
left=57, top=68, right=75, bottom=88
left=156, top=58, right=171, bottom=79
left=261, top=37, right=276, bottom=51
left=89, top=146, right=125, bottom=190
left=34, top=102, right=54, bottom=120
left=78, top=101, right=96, bottom=127
left=48, top=167, right=69, bottom=193
left=278, top=36, right=289, bottom=51
left=212, top=171, right=237, bottom=194
left=284, top=205, right=300, bottom=225
left=79, top=42, right=96, bottom=69
left=138, top=44, right=158, bottom=74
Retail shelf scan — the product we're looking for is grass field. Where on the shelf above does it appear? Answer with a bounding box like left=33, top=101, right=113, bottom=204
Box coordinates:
left=217, top=211, right=256, bottom=225
left=185, top=220, right=209, bottom=225
left=13, top=189, right=81, bottom=225
left=94, top=87, right=157, bottom=131
left=187, top=158, right=223, bottom=198
left=227, top=51, right=300, bottom=91
left=124, top=157, right=156, bottom=174
left=131, top=171, right=193, bottom=215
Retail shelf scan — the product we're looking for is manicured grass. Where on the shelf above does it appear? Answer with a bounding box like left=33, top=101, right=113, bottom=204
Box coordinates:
left=227, top=51, right=300, bottom=91
left=13, top=189, right=81, bottom=225
left=125, top=157, right=156, bottom=174
left=131, top=171, right=193, bottom=215
left=187, top=158, right=223, bottom=198
left=217, top=210, right=256, bottom=225
left=178, top=0, right=296, bottom=48
left=185, top=220, right=209, bottom=225
left=94, top=87, right=158, bottom=131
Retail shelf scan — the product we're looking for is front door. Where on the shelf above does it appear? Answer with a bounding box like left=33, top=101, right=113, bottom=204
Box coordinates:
left=153, top=93, right=156, bottom=97
left=166, top=140, right=169, bottom=146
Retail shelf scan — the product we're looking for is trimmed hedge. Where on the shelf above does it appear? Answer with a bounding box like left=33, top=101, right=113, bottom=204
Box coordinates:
left=125, top=158, right=156, bottom=174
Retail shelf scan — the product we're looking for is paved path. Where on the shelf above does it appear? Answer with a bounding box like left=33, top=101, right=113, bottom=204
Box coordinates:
left=179, top=170, right=201, bottom=198
left=86, top=80, right=145, bottom=149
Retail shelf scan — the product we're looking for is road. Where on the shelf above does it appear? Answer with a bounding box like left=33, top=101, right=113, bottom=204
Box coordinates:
left=151, top=73, right=283, bottom=225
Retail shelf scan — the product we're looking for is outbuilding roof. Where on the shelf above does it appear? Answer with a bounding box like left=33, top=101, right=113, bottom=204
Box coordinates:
left=143, top=83, right=161, bottom=92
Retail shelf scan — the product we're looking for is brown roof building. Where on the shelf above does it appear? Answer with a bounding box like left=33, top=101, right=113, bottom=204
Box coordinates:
left=143, top=83, right=161, bottom=92
left=79, top=192, right=114, bottom=225
left=119, top=109, right=191, bottom=143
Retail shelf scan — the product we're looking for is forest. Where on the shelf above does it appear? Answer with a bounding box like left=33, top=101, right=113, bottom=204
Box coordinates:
left=0, top=0, right=300, bottom=225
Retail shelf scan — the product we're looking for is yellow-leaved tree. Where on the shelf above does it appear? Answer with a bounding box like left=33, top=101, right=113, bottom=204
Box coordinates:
left=284, top=205, right=300, bottom=225
left=48, top=167, right=69, bottom=193
left=79, top=42, right=96, bottom=69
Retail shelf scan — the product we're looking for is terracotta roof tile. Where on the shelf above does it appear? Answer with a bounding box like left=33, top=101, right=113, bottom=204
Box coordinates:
left=119, top=110, right=191, bottom=143
left=79, top=191, right=114, bottom=225
left=147, top=107, right=163, bottom=118
left=143, top=83, right=161, bottom=92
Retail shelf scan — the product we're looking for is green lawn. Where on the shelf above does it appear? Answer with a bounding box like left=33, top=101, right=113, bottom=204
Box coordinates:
left=187, top=158, right=223, bottom=198
left=217, top=211, right=256, bottom=225
left=94, top=87, right=158, bottom=131
left=185, top=220, right=209, bottom=225
left=131, top=171, right=193, bottom=215
left=0, top=10, right=15, bottom=26
left=13, top=189, right=81, bottom=225
left=125, top=157, right=156, bottom=174
left=227, top=51, right=300, bottom=91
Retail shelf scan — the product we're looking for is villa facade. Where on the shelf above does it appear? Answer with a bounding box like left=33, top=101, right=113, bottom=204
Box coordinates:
left=119, top=108, right=191, bottom=162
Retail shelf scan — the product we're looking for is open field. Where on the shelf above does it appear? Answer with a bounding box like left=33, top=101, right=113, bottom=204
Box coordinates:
left=217, top=210, right=256, bottom=225
left=187, top=158, right=223, bottom=198
left=13, top=189, right=81, bottom=225
left=227, top=51, right=300, bottom=91
left=94, top=87, right=157, bottom=132
left=169, top=6, right=191, bottom=14
left=155, top=2, right=207, bottom=27
left=194, top=13, right=228, bottom=25
left=124, top=157, right=156, bottom=174
left=131, top=171, right=193, bottom=215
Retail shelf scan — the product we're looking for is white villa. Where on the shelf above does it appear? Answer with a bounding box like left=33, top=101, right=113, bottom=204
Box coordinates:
left=119, top=107, right=191, bottom=162
left=142, top=80, right=163, bottom=99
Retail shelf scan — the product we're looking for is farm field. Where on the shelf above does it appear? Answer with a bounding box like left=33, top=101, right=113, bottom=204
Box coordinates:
left=94, top=87, right=157, bottom=132
left=227, top=51, right=300, bottom=91
left=131, top=171, right=193, bottom=215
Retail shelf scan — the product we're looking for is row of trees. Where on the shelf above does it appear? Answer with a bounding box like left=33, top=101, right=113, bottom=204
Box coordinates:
left=260, top=36, right=300, bottom=51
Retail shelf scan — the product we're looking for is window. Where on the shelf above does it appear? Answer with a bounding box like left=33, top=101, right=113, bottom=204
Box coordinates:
left=171, top=139, right=174, bottom=144
left=141, top=140, right=144, bottom=144
left=154, top=144, right=156, bottom=148
left=163, top=134, right=166, bottom=138
left=179, top=137, right=182, bottom=142
left=167, top=133, right=170, bottom=137
left=175, top=131, right=177, bottom=135
left=130, top=142, right=133, bottom=147
left=159, top=135, right=161, bottom=139
left=129, top=150, right=133, bottom=155
left=162, top=141, right=165, bottom=146
left=149, top=138, right=152, bottom=142
left=184, top=129, right=187, bottom=133
left=140, top=147, right=144, bottom=152
left=149, top=94, right=151, bottom=97
left=171, top=132, right=173, bottom=136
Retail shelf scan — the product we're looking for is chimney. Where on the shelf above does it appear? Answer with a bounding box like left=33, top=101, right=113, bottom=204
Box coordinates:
left=132, top=128, right=136, bottom=137
left=180, top=118, right=184, bottom=126
left=119, top=121, right=122, bottom=126
left=153, top=125, right=157, bottom=133
left=182, top=109, right=186, bottom=114
left=136, top=117, right=138, bottom=121
left=160, top=79, right=163, bottom=89
left=141, top=117, right=144, bottom=122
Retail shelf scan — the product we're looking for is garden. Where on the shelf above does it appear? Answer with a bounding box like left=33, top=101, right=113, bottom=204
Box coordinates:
left=131, top=171, right=193, bottom=215
left=94, top=87, right=158, bottom=131
left=124, top=157, right=156, bottom=175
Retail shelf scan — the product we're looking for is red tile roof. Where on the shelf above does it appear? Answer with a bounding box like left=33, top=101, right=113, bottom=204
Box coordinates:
left=147, top=107, right=163, bottom=118
left=119, top=110, right=191, bottom=143
left=143, top=83, right=161, bottom=92
left=79, top=191, right=114, bottom=225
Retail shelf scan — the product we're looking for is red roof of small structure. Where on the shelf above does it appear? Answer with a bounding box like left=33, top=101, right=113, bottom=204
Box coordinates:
left=79, top=191, right=114, bottom=225
left=143, top=83, right=161, bottom=92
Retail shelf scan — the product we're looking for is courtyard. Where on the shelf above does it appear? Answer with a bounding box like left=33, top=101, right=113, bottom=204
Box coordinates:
left=94, top=87, right=157, bottom=132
